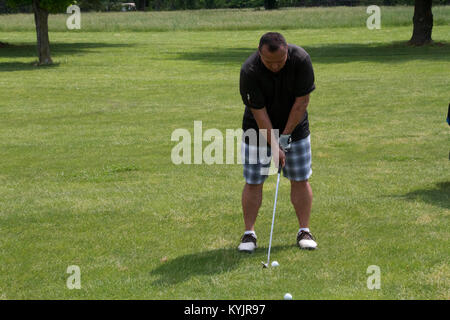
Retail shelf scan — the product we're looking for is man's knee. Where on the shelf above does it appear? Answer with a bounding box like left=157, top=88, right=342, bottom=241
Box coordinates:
left=245, top=182, right=264, bottom=194
left=245, top=182, right=264, bottom=189
left=290, top=179, right=309, bottom=187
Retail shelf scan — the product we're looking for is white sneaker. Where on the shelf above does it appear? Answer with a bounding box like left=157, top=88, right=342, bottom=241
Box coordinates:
left=297, top=231, right=317, bottom=250
left=238, top=233, right=257, bottom=253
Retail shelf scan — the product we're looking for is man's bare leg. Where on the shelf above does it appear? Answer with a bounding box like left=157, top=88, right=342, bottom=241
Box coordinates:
left=242, top=182, right=264, bottom=231
left=290, top=179, right=317, bottom=249
left=238, top=182, right=264, bottom=252
left=290, top=180, right=312, bottom=228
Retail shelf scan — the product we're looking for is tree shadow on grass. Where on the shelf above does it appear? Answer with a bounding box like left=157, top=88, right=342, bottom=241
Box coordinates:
left=399, top=181, right=450, bottom=210
left=151, top=245, right=293, bottom=286
left=167, top=41, right=450, bottom=65
left=0, top=61, right=62, bottom=72
left=0, top=42, right=133, bottom=71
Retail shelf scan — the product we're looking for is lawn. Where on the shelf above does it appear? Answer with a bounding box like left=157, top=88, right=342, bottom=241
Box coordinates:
left=0, top=7, right=449, bottom=299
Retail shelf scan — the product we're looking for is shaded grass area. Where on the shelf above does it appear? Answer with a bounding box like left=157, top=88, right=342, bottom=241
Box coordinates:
left=0, top=42, right=134, bottom=71
left=1, top=37, right=449, bottom=72
left=401, top=181, right=450, bottom=210
left=151, top=245, right=291, bottom=287
left=168, top=42, right=450, bottom=64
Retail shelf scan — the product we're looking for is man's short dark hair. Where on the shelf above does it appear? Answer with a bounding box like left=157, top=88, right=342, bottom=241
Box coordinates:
left=258, top=32, right=287, bottom=52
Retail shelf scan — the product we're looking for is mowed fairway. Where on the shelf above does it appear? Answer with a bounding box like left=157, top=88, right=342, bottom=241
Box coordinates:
left=0, top=7, right=449, bottom=299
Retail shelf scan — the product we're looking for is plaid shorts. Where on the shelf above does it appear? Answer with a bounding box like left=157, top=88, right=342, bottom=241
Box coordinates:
left=241, top=135, right=312, bottom=184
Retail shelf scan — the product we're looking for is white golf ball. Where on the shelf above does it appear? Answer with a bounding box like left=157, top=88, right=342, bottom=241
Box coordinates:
left=284, top=293, right=293, bottom=300
left=271, top=261, right=279, bottom=267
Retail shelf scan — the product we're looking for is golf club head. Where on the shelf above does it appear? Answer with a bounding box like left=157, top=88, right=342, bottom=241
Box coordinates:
left=261, top=261, right=268, bottom=268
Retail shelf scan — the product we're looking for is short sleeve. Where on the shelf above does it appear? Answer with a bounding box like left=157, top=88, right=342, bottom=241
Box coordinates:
left=240, top=69, right=265, bottom=109
left=294, top=54, right=315, bottom=97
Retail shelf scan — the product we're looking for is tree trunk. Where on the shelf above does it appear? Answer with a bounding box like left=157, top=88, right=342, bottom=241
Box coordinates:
left=409, top=0, right=433, bottom=46
left=32, top=0, right=52, bottom=65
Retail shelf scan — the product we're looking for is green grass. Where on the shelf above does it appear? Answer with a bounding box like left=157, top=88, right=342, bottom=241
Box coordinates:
left=0, top=7, right=449, bottom=299
left=0, top=6, right=450, bottom=32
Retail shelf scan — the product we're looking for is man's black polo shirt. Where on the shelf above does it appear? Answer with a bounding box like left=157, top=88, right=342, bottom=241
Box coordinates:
left=239, top=44, right=315, bottom=146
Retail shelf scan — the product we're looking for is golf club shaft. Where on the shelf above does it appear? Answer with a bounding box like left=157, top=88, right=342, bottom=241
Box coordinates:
left=266, top=165, right=282, bottom=265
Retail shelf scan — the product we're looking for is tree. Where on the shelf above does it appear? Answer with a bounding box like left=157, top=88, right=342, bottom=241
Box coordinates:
left=76, top=0, right=103, bottom=11
left=7, top=0, right=73, bottom=65
left=264, top=0, right=278, bottom=9
left=409, top=0, right=433, bottom=46
left=136, top=0, right=148, bottom=10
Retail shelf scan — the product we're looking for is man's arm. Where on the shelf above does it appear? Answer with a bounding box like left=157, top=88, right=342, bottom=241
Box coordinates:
left=282, top=94, right=310, bottom=135
left=250, top=107, right=279, bottom=149
left=250, top=107, right=286, bottom=167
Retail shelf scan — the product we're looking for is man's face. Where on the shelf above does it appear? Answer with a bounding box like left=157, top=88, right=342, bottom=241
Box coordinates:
left=259, top=44, right=288, bottom=73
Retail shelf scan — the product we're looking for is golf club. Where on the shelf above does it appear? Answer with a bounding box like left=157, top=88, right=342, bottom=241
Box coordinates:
left=262, top=159, right=283, bottom=269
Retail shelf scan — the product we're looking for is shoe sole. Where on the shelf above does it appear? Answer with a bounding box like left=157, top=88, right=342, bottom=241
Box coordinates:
left=238, top=244, right=257, bottom=254
left=297, top=238, right=317, bottom=250
left=297, top=241, right=317, bottom=250
left=299, top=246, right=317, bottom=250
left=239, top=249, right=255, bottom=254
left=238, top=242, right=257, bottom=253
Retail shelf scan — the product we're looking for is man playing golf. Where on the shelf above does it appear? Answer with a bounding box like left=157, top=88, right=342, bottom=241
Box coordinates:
left=238, top=32, right=317, bottom=253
